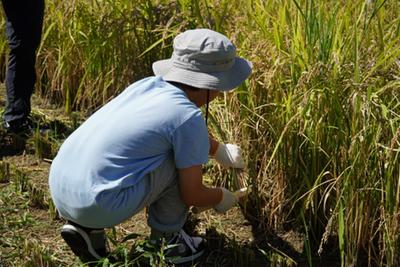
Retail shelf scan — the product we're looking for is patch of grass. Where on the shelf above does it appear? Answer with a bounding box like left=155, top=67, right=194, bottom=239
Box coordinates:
left=29, top=128, right=56, bottom=160
left=22, top=239, right=59, bottom=267
left=0, top=164, right=69, bottom=266
left=47, top=198, right=59, bottom=221
left=13, top=168, right=29, bottom=194
left=28, top=184, right=48, bottom=210
left=0, top=160, right=10, bottom=183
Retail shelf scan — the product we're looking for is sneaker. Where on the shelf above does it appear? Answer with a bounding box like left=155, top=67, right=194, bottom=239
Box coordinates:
left=60, top=222, right=109, bottom=263
left=163, top=229, right=205, bottom=264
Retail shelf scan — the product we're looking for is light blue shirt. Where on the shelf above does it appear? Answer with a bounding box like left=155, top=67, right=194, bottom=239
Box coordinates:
left=49, top=76, right=209, bottom=210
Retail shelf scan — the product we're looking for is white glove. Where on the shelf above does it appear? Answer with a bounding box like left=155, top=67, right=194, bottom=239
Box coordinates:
left=214, top=143, right=245, bottom=168
left=214, top=188, right=239, bottom=213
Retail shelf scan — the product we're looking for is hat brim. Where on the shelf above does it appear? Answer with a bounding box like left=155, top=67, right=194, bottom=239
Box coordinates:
left=152, top=57, right=252, bottom=91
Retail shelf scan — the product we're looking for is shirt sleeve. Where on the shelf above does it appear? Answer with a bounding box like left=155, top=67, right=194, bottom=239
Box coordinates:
left=171, top=113, right=209, bottom=169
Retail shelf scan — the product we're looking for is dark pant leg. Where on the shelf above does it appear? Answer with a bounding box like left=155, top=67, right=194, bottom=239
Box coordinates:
left=1, top=0, right=44, bottom=123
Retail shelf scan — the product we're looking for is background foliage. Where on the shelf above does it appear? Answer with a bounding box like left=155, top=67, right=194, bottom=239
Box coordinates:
left=0, top=0, right=399, bottom=265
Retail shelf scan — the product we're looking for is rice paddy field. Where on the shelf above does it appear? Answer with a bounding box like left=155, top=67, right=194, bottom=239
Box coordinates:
left=0, top=0, right=399, bottom=266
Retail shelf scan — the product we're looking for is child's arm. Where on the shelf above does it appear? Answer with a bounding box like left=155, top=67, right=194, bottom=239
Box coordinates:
left=209, top=136, right=219, bottom=157
left=178, top=165, right=238, bottom=213
left=178, top=165, right=222, bottom=207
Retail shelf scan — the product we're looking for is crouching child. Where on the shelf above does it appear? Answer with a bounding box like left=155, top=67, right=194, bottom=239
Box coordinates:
left=48, top=28, right=252, bottom=264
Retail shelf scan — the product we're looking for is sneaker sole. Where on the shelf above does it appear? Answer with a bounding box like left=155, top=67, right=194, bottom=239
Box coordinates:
left=61, top=224, right=102, bottom=262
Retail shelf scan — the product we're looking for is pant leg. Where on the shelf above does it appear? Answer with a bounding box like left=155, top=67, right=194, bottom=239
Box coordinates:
left=146, top=156, right=189, bottom=233
left=106, top=154, right=188, bottom=231
left=1, top=0, right=44, bottom=122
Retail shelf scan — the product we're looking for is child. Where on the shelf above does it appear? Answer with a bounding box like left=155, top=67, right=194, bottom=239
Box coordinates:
left=49, top=28, right=252, bottom=264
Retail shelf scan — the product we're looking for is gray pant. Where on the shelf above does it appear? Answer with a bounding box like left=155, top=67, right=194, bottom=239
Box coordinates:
left=144, top=156, right=189, bottom=233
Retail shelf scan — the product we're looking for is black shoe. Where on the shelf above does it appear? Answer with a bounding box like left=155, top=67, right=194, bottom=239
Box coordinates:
left=151, top=229, right=205, bottom=264
left=61, top=222, right=110, bottom=264
left=3, top=118, right=33, bottom=136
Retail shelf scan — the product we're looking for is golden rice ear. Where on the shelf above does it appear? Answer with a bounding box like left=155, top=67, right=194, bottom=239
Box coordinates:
left=232, top=169, right=248, bottom=191
left=232, top=170, right=251, bottom=213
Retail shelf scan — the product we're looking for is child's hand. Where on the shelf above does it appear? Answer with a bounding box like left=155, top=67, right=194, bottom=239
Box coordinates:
left=214, top=144, right=245, bottom=168
left=214, top=188, right=239, bottom=213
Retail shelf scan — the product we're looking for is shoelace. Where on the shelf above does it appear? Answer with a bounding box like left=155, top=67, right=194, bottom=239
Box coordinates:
left=178, top=230, right=197, bottom=253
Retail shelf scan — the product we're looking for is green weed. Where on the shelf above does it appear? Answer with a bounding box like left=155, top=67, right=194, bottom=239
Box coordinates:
left=0, top=161, right=10, bottom=183
left=13, top=169, right=29, bottom=194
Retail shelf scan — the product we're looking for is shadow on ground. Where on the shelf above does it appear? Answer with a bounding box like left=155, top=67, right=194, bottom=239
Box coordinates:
left=242, top=207, right=341, bottom=267
left=0, top=131, right=27, bottom=158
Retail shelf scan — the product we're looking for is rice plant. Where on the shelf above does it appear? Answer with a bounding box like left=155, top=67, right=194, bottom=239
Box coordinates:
left=210, top=0, right=400, bottom=265
left=35, top=0, right=179, bottom=113
left=0, top=0, right=398, bottom=265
